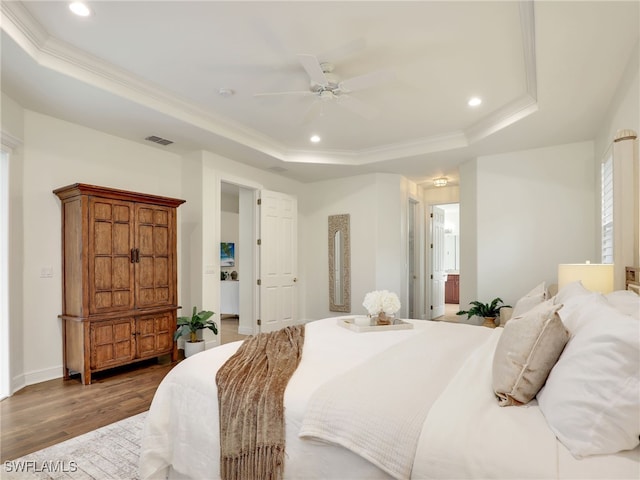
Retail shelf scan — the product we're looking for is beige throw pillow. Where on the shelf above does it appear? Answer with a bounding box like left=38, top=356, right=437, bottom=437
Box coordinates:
left=511, top=282, right=547, bottom=318
left=492, top=302, right=569, bottom=406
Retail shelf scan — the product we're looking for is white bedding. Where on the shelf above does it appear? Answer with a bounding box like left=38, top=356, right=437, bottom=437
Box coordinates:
left=300, top=323, right=493, bottom=479
left=139, top=316, right=640, bottom=480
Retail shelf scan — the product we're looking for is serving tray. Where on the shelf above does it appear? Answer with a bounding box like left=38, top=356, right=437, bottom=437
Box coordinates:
left=337, top=316, right=414, bottom=333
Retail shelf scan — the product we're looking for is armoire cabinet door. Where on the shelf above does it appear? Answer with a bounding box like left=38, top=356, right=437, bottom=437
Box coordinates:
left=89, top=197, right=136, bottom=314
left=90, top=318, right=135, bottom=369
left=135, top=204, right=175, bottom=308
left=136, top=312, right=174, bottom=358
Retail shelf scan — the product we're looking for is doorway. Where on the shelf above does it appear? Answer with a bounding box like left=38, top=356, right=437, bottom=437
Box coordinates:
left=219, top=182, right=252, bottom=344
left=440, top=203, right=460, bottom=321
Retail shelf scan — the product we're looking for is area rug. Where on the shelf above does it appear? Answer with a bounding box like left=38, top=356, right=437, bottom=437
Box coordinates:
left=2, top=412, right=146, bottom=479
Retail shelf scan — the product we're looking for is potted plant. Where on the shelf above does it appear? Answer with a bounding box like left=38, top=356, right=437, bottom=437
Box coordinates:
left=174, top=306, right=218, bottom=357
left=457, top=298, right=511, bottom=328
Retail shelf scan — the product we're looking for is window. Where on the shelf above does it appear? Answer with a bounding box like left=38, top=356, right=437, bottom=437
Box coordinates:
left=601, top=153, right=613, bottom=264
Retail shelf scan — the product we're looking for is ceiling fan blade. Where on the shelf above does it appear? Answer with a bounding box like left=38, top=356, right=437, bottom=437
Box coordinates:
left=336, top=95, right=378, bottom=120
left=338, top=70, right=395, bottom=93
left=297, top=54, right=329, bottom=86
left=254, top=90, right=315, bottom=97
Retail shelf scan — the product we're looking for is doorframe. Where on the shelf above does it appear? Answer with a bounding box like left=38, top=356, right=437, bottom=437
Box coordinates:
left=427, top=201, right=460, bottom=319
left=0, top=150, right=9, bottom=399
left=407, top=195, right=424, bottom=320
left=216, top=175, right=262, bottom=340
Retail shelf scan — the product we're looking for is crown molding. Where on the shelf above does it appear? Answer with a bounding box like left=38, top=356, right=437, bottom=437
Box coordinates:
left=1, top=130, right=23, bottom=150
left=1, top=0, right=538, bottom=167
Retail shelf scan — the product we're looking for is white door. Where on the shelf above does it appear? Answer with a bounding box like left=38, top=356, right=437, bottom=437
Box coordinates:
left=430, top=206, right=446, bottom=319
left=408, top=199, right=421, bottom=319
left=258, top=190, right=298, bottom=333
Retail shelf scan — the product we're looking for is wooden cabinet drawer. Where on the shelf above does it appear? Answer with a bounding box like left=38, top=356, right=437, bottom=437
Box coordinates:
left=90, top=318, right=135, bottom=369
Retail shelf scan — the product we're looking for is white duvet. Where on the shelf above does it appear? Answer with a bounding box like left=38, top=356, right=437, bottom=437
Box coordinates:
left=139, top=317, right=640, bottom=480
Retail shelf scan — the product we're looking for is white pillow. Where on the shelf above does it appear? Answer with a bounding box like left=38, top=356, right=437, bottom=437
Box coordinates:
left=511, top=282, right=547, bottom=318
left=537, top=295, right=640, bottom=458
left=492, top=301, right=568, bottom=406
left=606, top=290, right=640, bottom=320
left=553, top=280, right=591, bottom=306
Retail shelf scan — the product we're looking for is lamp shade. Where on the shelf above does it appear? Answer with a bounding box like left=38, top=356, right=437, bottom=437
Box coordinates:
left=558, top=263, right=614, bottom=294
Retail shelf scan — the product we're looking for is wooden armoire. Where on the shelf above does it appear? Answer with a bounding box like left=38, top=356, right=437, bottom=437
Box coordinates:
left=54, top=183, right=185, bottom=384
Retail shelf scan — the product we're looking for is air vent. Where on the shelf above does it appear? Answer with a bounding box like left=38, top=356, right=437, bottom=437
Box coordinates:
left=145, top=135, right=174, bottom=146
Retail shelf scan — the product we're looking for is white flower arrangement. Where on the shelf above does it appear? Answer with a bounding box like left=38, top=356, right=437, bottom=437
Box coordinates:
left=362, top=290, right=401, bottom=316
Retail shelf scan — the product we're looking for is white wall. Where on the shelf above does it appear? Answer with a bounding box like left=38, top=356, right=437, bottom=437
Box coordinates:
left=2, top=93, right=25, bottom=393
left=299, top=173, right=416, bottom=320
left=460, top=141, right=597, bottom=311
left=594, top=42, right=639, bottom=161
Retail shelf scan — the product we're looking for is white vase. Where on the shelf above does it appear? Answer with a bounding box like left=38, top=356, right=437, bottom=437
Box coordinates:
left=184, top=340, right=205, bottom=358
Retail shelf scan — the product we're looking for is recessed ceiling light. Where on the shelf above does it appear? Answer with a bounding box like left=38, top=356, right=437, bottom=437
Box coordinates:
left=218, top=88, right=235, bottom=97
left=468, top=97, right=482, bottom=107
left=69, top=2, right=91, bottom=17
left=310, top=135, right=321, bottom=143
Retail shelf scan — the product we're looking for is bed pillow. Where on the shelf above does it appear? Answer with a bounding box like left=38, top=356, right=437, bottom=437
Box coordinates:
left=553, top=280, right=591, bottom=305
left=492, top=301, right=568, bottom=406
left=605, top=290, right=640, bottom=320
left=537, top=295, right=640, bottom=458
left=510, top=281, right=547, bottom=319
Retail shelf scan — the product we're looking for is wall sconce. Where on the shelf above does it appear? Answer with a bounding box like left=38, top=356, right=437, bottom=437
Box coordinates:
left=558, top=262, right=614, bottom=294
left=433, top=177, right=448, bottom=187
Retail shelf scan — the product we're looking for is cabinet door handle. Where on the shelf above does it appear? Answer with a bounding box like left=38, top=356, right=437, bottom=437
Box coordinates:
left=135, top=248, right=140, bottom=263
left=131, top=248, right=136, bottom=263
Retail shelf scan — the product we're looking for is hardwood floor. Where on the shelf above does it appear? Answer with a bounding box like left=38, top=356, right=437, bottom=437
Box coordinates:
left=433, top=303, right=460, bottom=322
left=0, top=356, right=180, bottom=462
left=2, top=321, right=248, bottom=463
left=221, top=315, right=248, bottom=344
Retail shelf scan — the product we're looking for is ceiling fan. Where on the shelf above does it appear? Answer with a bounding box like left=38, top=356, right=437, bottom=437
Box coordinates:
left=254, top=54, right=395, bottom=120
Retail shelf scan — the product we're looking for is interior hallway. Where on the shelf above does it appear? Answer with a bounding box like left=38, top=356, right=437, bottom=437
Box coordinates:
left=220, top=315, right=248, bottom=344
left=434, top=303, right=460, bottom=323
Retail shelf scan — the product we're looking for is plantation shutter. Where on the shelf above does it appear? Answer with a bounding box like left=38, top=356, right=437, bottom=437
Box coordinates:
left=601, top=155, right=613, bottom=264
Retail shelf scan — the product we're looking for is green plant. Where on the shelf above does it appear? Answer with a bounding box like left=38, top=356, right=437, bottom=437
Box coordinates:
left=457, top=298, right=510, bottom=319
left=174, top=306, right=217, bottom=343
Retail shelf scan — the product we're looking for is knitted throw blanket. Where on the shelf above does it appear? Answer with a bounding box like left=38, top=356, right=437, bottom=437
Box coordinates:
left=216, top=324, right=305, bottom=480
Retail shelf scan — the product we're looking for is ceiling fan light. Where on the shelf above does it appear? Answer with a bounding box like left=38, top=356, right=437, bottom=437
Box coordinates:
left=433, top=177, right=448, bottom=187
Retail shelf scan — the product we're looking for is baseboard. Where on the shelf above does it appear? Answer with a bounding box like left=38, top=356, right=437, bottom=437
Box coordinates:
left=12, top=365, right=62, bottom=394
left=238, top=325, right=253, bottom=335
left=25, top=365, right=62, bottom=385
left=11, top=374, right=26, bottom=396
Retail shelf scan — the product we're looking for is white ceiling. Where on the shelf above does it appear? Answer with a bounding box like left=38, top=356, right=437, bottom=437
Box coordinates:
left=1, top=1, right=638, bottom=186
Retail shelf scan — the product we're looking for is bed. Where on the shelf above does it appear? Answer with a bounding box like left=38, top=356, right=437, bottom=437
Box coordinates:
left=139, top=283, right=640, bottom=480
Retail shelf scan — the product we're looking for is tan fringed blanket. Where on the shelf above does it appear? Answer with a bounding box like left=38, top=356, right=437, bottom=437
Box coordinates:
left=216, top=324, right=305, bottom=480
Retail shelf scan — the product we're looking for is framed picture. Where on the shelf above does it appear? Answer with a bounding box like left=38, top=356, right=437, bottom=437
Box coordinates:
left=220, top=242, right=235, bottom=267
